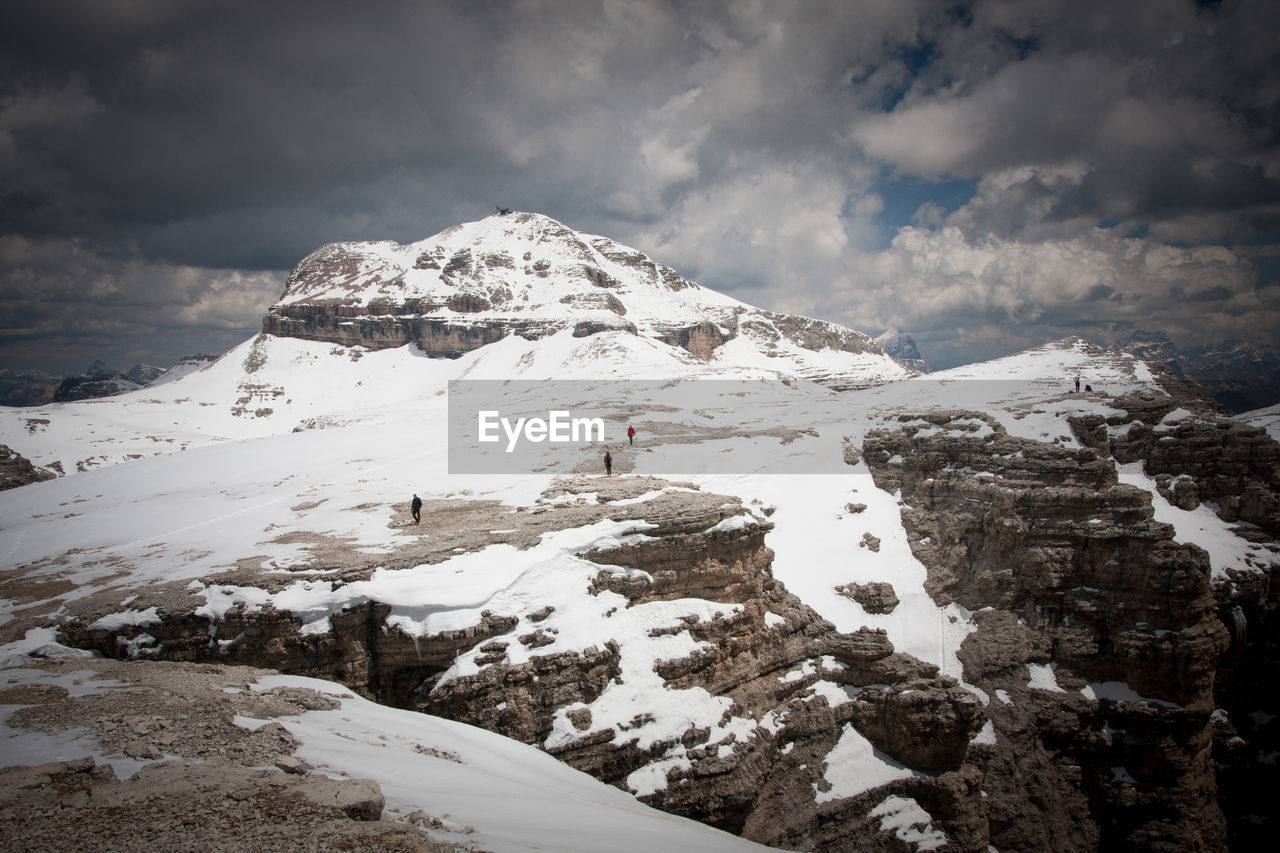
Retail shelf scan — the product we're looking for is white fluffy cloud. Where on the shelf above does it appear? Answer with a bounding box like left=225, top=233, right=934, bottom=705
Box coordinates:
left=623, top=163, right=865, bottom=309
left=617, top=178, right=1271, bottom=370
left=831, top=226, right=1271, bottom=367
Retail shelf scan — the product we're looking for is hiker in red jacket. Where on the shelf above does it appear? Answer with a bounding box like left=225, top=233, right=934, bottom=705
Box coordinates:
left=627, top=424, right=636, bottom=446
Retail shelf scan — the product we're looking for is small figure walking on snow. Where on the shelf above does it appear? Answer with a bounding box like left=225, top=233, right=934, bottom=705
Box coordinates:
left=410, top=493, right=422, bottom=525
left=604, top=451, right=613, bottom=475
left=1074, top=375, right=1080, bottom=393
left=627, top=424, right=636, bottom=446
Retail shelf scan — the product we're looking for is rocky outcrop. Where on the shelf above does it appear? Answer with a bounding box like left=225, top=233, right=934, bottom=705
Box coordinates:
left=835, top=581, right=899, bottom=614
left=0, top=659, right=462, bottom=852
left=55, top=477, right=988, bottom=851
left=0, top=443, right=56, bottom=490
left=865, top=409, right=1235, bottom=851
left=1069, top=392, right=1280, bottom=537
left=656, top=320, right=730, bottom=361
left=262, top=304, right=538, bottom=356
left=419, top=492, right=984, bottom=847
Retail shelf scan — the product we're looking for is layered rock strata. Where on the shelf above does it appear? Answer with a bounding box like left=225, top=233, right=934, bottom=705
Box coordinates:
left=1067, top=393, right=1280, bottom=851
left=423, top=531, right=985, bottom=848
left=862, top=405, right=1276, bottom=852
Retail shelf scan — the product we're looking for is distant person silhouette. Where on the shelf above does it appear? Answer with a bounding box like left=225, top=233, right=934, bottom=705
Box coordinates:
left=410, top=493, right=422, bottom=525
left=1075, top=375, right=1080, bottom=393
left=604, top=451, right=613, bottom=475
left=627, top=425, right=636, bottom=446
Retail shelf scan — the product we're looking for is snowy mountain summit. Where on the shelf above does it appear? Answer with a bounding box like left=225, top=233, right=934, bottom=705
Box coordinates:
left=873, top=327, right=930, bottom=373
left=264, top=211, right=912, bottom=388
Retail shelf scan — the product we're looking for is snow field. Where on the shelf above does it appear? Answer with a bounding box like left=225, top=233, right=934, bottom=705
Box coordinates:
left=1, top=332, right=1275, bottom=848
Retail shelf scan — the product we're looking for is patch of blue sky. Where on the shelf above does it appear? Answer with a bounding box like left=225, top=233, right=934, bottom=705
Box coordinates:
left=860, top=176, right=978, bottom=249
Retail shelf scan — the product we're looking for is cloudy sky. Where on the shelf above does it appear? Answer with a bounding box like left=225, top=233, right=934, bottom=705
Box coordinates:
left=3, top=0, right=1278, bottom=374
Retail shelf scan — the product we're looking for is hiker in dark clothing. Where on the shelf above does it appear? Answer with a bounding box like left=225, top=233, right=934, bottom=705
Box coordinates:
left=604, top=451, right=613, bottom=475
left=627, top=425, right=636, bottom=446
left=410, top=494, right=422, bottom=525
left=1075, top=375, right=1080, bottom=393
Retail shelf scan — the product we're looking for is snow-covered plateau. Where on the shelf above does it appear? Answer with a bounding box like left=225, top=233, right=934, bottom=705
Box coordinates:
left=1, top=213, right=1277, bottom=852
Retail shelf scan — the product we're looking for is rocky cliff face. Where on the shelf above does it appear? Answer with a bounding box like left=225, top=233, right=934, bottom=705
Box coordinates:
left=1069, top=392, right=1280, bottom=539
left=422, top=490, right=984, bottom=846
left=863, top=398, right=1278, bottom=852
left=1073, top=394, right=1280, bottom=853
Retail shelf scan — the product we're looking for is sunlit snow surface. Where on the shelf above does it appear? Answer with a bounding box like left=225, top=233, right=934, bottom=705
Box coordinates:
left=0, top=332, right=1274, bottom=844
left=1239, top=402, right=1280, bottom=443
left=247, top=673, right=775, bottom=852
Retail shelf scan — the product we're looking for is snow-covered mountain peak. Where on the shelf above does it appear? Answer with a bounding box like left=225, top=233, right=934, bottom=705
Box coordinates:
left=264, top=211, right=914, bottom=389
left=873, top=327, right=930, bottom=372
left=277, top=210, right=727, bottom=320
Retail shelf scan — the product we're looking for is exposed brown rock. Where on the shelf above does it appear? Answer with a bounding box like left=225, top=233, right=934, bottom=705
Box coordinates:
left=1069, top=392, right=1280, bottom=535
left=1, top=443, right=56, bottom=490
left=656, top=321, right=730, bottom=361
left=0, top=659, right=463, bottom=852
left=835, top=581, right=899, bottom=614
left=864, top=408, right=1246, bottom=852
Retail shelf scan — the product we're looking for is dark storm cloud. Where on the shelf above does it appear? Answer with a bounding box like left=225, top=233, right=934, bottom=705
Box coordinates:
left=1, top=1, right=527, bottom=266
left=0, top=234, right=282, bottom=373
left=0, top=1, right=934, bottom=262
left=851, top=0, right=1280, bottom=242
left=1, top=0, right=1278, bottom=374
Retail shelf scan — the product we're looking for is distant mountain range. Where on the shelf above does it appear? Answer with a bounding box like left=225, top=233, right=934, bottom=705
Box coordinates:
left=52, top=360, right=156, bottom=403
left=1112, top=330, right=1280, bottom=413
left=0, top=367, right=61, bottom=407
left=0, top=356, right=220, bottom=406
